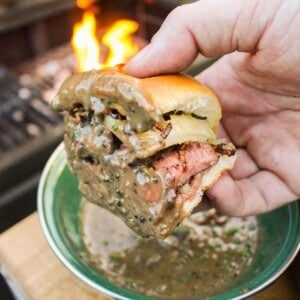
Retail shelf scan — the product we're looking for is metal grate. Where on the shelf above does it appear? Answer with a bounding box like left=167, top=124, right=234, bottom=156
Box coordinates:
left=14, top=44, right=76, bottom=104
left=0, top=63, right=64, bottom=194
left=0, top=64, right=62, bottom=153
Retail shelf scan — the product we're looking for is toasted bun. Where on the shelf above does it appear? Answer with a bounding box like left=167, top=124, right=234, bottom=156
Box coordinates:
left=52, top=67, right=221, bottom=131
left=139, top=75, right=221, bottom=131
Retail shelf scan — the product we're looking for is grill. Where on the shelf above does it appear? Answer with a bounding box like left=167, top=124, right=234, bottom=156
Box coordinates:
left=0, top=66, right=62, bottom=153
left=0, top=44, right=81, bottom=234
left=0, top=65, right=64, bottom=237
left=0, top=63, right=63, bottom=194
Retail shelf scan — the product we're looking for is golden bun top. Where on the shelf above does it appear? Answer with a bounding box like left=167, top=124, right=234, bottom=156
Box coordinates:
left=52, top=67, right=221, bottom=131
left=139, top=74, right=221, bottom=131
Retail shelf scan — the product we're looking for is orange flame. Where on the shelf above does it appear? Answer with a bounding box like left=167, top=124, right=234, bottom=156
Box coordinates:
left=71, top=10, right=100, bottom=72
left=71, top=3, right=139, bottom=72
left=76, top=0, right=94, bottom=9
left=101, top=20, right=139, bottom=68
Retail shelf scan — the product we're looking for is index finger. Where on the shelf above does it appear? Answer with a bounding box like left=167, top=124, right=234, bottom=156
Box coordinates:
left=125, top=0, right=271, bottom=77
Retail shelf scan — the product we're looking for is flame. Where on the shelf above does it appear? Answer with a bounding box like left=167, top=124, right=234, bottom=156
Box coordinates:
left=76, top=0, right=94, bottom=9
left=101, top=20, right=139, bottom=68
left=71, top=10, right=100, bottom=72
left=71, top=4, right=139, bottom=71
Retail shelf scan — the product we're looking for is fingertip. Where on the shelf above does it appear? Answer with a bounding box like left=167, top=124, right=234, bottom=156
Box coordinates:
left=125, top=5, right=198, bottom=78
left=124, top=44, right=153, bottom=77
left=124, top=42, right=189, bottom=77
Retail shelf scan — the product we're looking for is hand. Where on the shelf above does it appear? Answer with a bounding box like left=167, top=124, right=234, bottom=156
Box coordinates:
left=125, top=0, right=300, bottom=216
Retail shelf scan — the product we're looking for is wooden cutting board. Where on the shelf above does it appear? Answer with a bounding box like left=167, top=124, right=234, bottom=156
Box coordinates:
left=0, top=213, right=109, bottom=300
left=0, top=213, right=298, bottom=299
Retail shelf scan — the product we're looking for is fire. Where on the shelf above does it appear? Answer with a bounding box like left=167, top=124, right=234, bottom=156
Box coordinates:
left=101, top=20, right=139, bottom=68
left=71, top=10, right=100, bottom=72
left=71, top=2, right=139, bottom=72
left=76, top=0, right=94, bottom=9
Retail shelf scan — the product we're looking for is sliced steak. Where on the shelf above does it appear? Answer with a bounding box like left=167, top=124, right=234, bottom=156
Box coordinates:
left=152, top=142, right=218, bottom=188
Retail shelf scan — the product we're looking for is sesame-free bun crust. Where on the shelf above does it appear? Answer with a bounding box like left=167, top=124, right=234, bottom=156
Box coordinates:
left=140, top=74, right=221, bottom=131
left=52, top=67, right=221, bottom=132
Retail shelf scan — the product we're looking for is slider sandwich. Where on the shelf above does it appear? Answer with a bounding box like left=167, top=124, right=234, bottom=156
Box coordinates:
left=51, top=67, right=236, bottom=238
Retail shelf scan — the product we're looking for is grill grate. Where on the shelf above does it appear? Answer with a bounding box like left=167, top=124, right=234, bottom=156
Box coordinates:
left=14, top=44, right=76, bottom=104
left=0, top=65, right=62, bottom=153
left=0, top=62, right=64, bottom=194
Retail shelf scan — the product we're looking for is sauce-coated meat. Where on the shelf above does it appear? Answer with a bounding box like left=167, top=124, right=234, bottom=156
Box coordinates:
left=152, top=142, right=218, bottom=188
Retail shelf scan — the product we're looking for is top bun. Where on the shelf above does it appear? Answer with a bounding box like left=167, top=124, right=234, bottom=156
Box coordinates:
left=139, top=74, right=221, bottom=131
left=52, top=67, right=221, bottom=132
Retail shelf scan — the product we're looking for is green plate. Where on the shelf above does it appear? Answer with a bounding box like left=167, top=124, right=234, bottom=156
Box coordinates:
left=38, top=143, right=300, bottom=300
